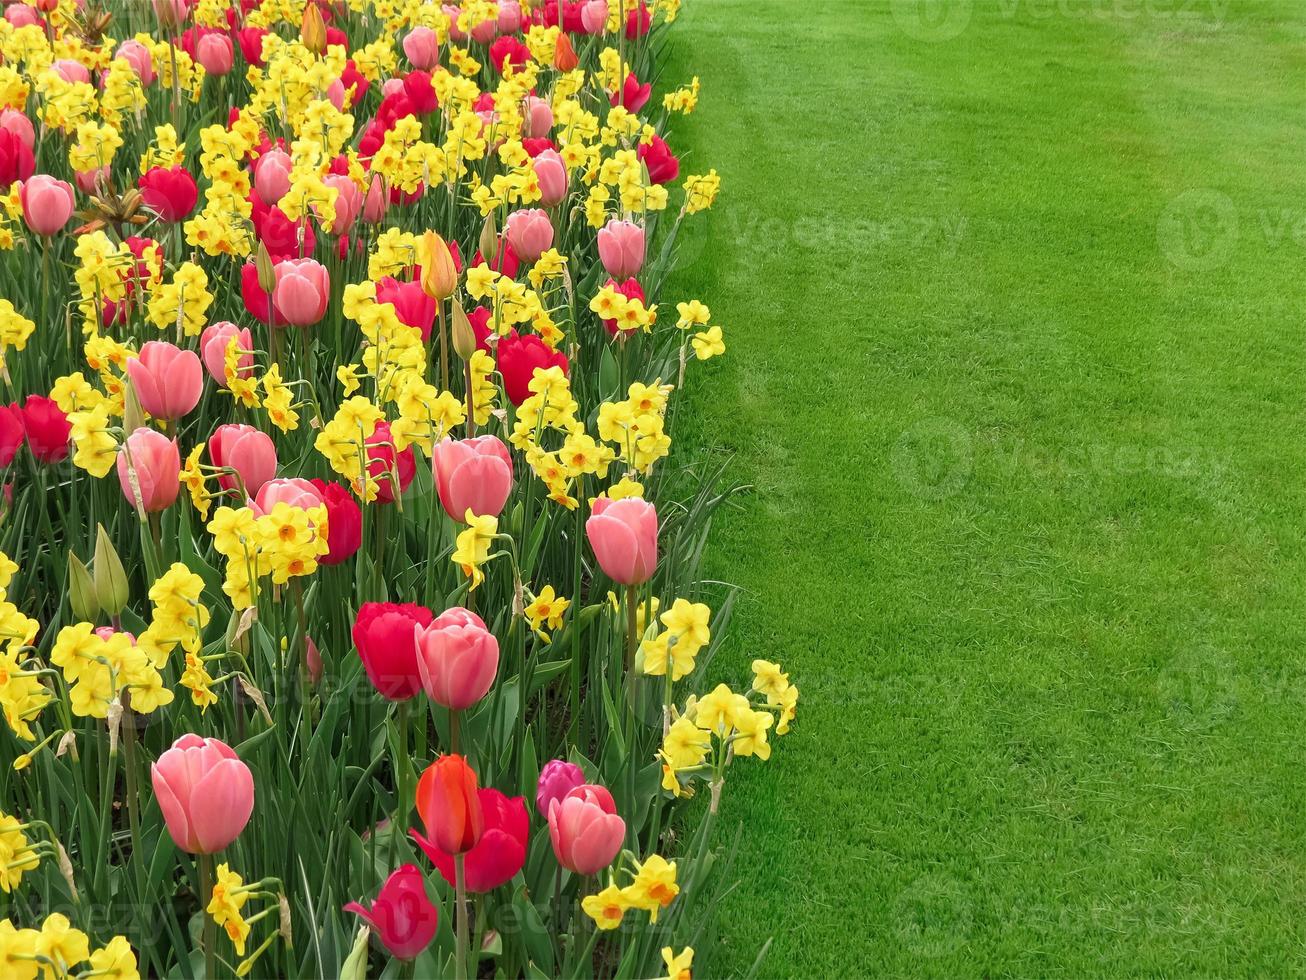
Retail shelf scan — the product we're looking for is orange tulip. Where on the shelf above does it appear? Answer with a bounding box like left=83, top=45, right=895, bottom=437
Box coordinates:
left=415, top=755, right=484, bottom=855
left=553, top=34, right=578, bottom=72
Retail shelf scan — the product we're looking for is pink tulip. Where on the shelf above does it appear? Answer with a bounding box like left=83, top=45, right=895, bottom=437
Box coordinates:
left=580, top=0, right=608, bottom=33
left=443, top=3, right=467, bottom=41
left=126, top=341, right=202, bottom=420
left=74, top=167, right=107, bottom=195
left=52, top=59, right=90, bottom=84
left=151, top=734, right=253, bottom=854
left=195, top=32, right=233, bottom=76
left=548, top=783, right=625, bottom=875
left=117, top=427, right=181, bottom=513
left=115, top=39, right=155, bottom=86
left=413, top=607, right=500, bottom=710
left=273, top=258, right=329, bottom=327
left=253, top=477, right=323, bottom=515
left=253, top=148, right=291, bottom=206
left=522, top=96, right=553, bottom=139
left=325, top=77, right=347, bottom=111
left=199, top=321, right=254, bottom=388
left=535, top=759, right=585, bottom=819
left=323, top=173, right=362, bottom=235
left=597, top=219, right=645, bottom=280
left=402, top=27, right=439, bottom=70
left=496, top=0, right=522, bottom=33
left=586, top=496, right=657, bottom=585
left=4, top=4, right=40, bottom=28
left=431, top=436, right=513, bottom=522
left=20, top=175, right=74, bottom=237
left=362, top=175, right=388, bottom=225
left=0, top=110, right=33, bottom=151
left=533, top=149, right=568, bottom=207
left=210, top=423, right=277, bottom=495
left=469, top=10, right=496, bottom=43
left=504, top=208, right=553, bottom=264
left=151, top=0, right=191, bottom=29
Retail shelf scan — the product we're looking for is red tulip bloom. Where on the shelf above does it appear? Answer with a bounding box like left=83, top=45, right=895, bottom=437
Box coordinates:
left=236, top=26, right=269, bottom=65
left=412, top=788, right=528, bottom=893
left=250, top=198, right=315, bottom=261
left=415, top=755, right=484, bottom=856
left=611, top=72, right=651, bottom=113
left=344, top=864, right=438, bottom=961
left=21, top=395, right=69, bottom=463
left=240, top=262, right=281, bottom=326
left=489, top=35, right=530, bottom=74
left=497, top=331, right=569, bottom=406
left=0, top=403, right=23, bottom=467
left=376, top=276, right=436, bottom=341
left=352, top=602, right=433, bottom=700
left=402, top=70, right=439, bottom=115
left=625, top=0, right=651, bottom=38
left=0, top=129, right=34, bottom=187
left=309, top=479, right=362, bottom=565
left=600, top=277, right=644, bottom=337
left=637, top=135, right=679, bottom=185
left=139, top=166, right=198, bottom=223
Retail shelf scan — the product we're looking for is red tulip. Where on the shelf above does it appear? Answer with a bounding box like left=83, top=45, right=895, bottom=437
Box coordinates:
left=0, top=403, right=23, bottom=467
left=139, top=166, right=198, bottom=223
left=412, top=788, right=527, bottom=893
left=611, top=71, right=651, bottom=113
left=496, top=331, right=569, bottom=406
left=352, top=602, right=433, bottom=700
left=366, top=420, right=415, bottom=504
left=20, top=395, right=69, bottom=463
left=637, top=135, right=679, bottom=185
left=308, top=478, right=362, bottom=565
left=344, top=864, right=438, bottom=961
left=488, top=35, right=530, bottom=73
left=0, top=129, right=34, bottom=187
left=376, top=276, right=436, bottom=341
left=415, top=755, right=483, bottom=856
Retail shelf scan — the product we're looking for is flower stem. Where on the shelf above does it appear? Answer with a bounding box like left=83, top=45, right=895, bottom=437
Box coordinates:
left=198, top=851, right=216, bottom=980
left=454, top=853, right=469, bottom=980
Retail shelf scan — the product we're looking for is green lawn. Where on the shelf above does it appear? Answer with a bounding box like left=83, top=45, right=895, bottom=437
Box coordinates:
left=666, top=0, right=1306, bottom=974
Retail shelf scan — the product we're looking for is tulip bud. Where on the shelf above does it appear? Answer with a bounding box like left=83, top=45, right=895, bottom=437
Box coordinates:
left=68, top=552, right=99, bottom=621
left=121, top=375, right=145, bottom=435
left=340, top=925, right=372, bottom=980
left=451, top=303, right=477, bottom=362
left=255, top=241, right=277, bottom=295
left=93, top=524, right=129, bottom=615
left=301, top=2, right=327, bottom=54
left=420, top=231, right=457, bottom=301
left=553, top=34, right=578, bottom=72
left=478, top=213, right=498, bottom=272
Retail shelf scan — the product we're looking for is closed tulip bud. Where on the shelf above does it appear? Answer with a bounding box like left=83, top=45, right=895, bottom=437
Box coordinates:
left=431, top=436, right=513, bottom=521
left=420, top=231, right=458, bottom=301
left=68, top=553, right=99, bottom=622
left=125, top=341, right=203, bottom=421
left=121, top=377, right=146, bottom=436
left=151, top=734, right=254, bottom=854
left=301, top=2, right=327, bottom=54
left=553, top=33, right=579, bottom=72
left=451, top=303, right=477, bottom=362
left=255, top=241, right=277, bottom=294
left=93, top=524, right=129, bottom=615
left=478, top=213, right=499, bottom=272
left=416, top=755, right=484, bottom=856
left=413, top=607, right=500, bottom=710
left=586, top=496, right=658, bottom=585
left=548, top=783, right=626, bottom=875
left=117, top=428, right=181, bottom=514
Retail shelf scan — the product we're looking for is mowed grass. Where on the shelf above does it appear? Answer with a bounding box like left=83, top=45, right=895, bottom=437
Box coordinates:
left=664, top=0, right=1306, bottom=975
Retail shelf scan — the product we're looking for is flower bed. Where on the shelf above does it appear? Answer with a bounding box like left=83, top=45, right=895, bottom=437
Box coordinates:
left=0, top=1, right=797, bottom=977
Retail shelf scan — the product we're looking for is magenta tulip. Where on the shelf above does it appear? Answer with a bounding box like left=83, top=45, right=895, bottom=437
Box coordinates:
left=504, top=208, right=554, bottom=264
left=431, top=435, right=513, bottom=522
left=597, top=218, right=645, bottom=281
left=209, top=423, right=277, bottom=494
left=199, top=321, right=254, bottom=388
left=586, top=496, right=657, bottom=585
left=413, top=607, right=500, bottom=711
left=273, top=258, right=329, bottom=327
left=20, top=175, right=74, bottom=236
left=344, top=864, right=438, bottom=961
left=126, top=341, right=202, bottom=420
left=151, top=734, right=254, bottom=854
left=548, top=783, right=625, bottom=875
left=535, top=760, right=585, bottom=819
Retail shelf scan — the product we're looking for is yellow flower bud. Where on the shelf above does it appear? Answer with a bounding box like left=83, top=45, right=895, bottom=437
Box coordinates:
left=301, top=3, right=327, bottom=55
left=420, top=231, right=457, bottom=301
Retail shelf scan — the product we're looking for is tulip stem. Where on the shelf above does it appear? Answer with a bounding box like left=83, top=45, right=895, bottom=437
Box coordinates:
left=392, top=699, right=410, bottom=867
left=198, top=851, right=216, bottom=980
left=450, top=707, right=461, bottom=756
left=438, top=302, right=449, bottom=392
left=625, top=584, right=639, bottom=848
left=454, top=853, right=469, bottom=980
left=463, top=358, right=476, bottom=438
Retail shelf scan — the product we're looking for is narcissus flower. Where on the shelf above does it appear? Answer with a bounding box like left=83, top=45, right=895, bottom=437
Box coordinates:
left=451, top=512, right=498, bottom=591
left=660, top=946, right=694, bottom=980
